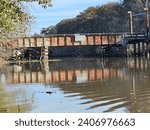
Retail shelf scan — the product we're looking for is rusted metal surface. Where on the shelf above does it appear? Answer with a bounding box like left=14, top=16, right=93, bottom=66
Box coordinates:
left=16, top=33, right=123, bottom=48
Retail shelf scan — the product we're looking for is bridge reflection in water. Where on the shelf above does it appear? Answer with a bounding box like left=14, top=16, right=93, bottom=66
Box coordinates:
left=9, top=62, right=125, bottom=85
left=0, top=58, right=150, bottom=112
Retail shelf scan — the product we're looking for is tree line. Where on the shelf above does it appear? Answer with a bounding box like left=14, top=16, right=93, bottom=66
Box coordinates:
left=41, top=0, right=150, bottom=35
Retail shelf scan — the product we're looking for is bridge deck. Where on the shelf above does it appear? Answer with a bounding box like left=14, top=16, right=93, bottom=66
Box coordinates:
left=15, top=33, right=123, bottom=48
left=124, top=33, right=149, bottom=43
left=0, top=33, right=150, bottom=58
left=0, top=33, right=150, bottom=49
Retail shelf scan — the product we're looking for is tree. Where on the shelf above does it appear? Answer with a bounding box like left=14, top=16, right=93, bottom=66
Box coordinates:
left=0, top=0, right=52, bottom=61
left=0, top=0, right=52, bottom=41
left=22, top=0, right=52, bottom=8
left=0, top=0, right=27, bottom=40
left=41, top=0, right=150, bottom=35
left=123, top=0, right=150, bottom=12
left=41, top=26, right=57, bottom=35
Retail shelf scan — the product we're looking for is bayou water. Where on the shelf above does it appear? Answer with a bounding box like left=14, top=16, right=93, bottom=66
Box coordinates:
left=0, top=58, right=150, bottom=113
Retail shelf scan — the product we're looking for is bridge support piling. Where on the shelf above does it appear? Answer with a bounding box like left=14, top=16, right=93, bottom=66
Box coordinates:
left=145, top=42, right=150, bottom=58
left=40, top=46, right=49, bottom=60
left=142, top=42, right=146, bottom=56
left=133, top=43, right=137, bottom=57
left=138, top=42, right=141, bottom=57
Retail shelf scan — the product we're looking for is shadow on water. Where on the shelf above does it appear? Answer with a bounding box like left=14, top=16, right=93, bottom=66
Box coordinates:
left=0, top=57, right=150, bottom=113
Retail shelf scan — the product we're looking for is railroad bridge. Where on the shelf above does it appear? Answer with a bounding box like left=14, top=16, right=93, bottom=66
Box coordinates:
left=0, top=33, right=124, bottom=59
left=0, top=32, right=150, bottom=59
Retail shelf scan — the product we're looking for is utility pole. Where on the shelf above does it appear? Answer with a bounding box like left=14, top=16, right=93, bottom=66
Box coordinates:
left=128, top=11, right=133, bottom=35
left=144, top=8, right=149, bottom=38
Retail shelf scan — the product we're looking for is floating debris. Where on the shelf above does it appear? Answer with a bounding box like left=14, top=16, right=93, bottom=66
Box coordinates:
left=46, top=91, right=53, bottom=94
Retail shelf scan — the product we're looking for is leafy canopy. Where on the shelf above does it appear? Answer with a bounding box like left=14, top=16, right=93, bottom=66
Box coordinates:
left=0, top=0, right=52, bottom=40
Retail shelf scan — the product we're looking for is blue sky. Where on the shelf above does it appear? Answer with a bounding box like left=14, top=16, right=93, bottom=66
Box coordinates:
left=28, top=0, right=118, bottom=34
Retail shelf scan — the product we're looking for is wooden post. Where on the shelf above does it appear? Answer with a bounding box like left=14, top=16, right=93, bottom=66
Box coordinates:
left=138, top=42, right=141, bottom=56
left=128, top=11, right=133, bottom=34
left=134, top=43, right=136, bottom=56
left=144, top=8, right=149, bottom=38
left=142, top=42, right=145, bottom=56
left=147, top=42, right=150, bottom=58
left=145, top=42, right=150, bottom=57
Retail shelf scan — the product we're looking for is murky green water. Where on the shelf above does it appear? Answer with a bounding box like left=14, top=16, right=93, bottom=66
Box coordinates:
left=0, top=58, right=150, bottom=113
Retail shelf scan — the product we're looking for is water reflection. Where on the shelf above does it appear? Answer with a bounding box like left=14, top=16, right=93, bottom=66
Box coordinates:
left=0, top=58, right=150, bottom=113
left=1, top=59, right=127, bottom=84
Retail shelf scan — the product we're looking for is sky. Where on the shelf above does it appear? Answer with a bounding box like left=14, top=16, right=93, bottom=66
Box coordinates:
left=27, top=0, right=118, bottom=34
